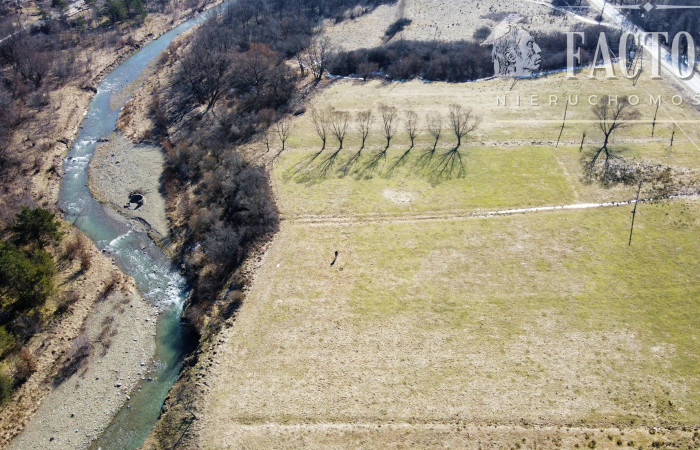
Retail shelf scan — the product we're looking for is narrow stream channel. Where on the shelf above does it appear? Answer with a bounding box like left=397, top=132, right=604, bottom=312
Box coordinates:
left=57, top=5, right=226, bottom=448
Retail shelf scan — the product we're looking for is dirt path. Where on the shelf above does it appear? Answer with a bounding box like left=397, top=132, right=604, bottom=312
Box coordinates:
left=283, top=194, right=699, bottom=226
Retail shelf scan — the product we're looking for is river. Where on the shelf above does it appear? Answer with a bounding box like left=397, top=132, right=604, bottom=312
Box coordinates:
left=57, top=4, right=226, bottom=448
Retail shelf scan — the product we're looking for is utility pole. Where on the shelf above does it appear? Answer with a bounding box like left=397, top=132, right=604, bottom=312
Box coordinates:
left=629, top=180, right=642, bottom=246
left=651, top=103, right=659, bottom=137
left=556, top=97, right=569, bottom=148
left=670, top=127, right=675, bottom=149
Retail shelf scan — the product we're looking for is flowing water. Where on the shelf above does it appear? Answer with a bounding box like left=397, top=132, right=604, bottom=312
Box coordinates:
left=58, top=5, right=227, bottom=448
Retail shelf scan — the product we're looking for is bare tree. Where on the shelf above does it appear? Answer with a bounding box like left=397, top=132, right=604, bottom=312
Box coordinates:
left=295, top=52, right=307, bottom=77
left=175, top=29, right=234, bottom=114
left=448, top=104, right=480, bottom=149
left=311, top=108, right=329, bottom=151
left=380, top=104, right=398, bottom=150
left=273, top=119, right=292, bottom=158
left=432, top=105, right=481, bottom=181
left=585, top=95, right=641, bottom=179
left=329, top=109, right=349, bottom=150
left=427, top=112, right=443, bottom=152
left=405, top=110, right=419, bottom=149
left=388, top=110, right=419, bottom=174
left=303, top=37, right=334, bottom=82
left=5, top=34, right=52, bottom=89
left=358, top=105, right=398, bottom=178
left=356, top=110, right=374, bottom=150
left=314, top=109, right=349, bottom=176
left=415, top=112, right=443, bottom=172
left=358, top=61, right=379, bottom=81
left=339, top=110, right=373, bottom=176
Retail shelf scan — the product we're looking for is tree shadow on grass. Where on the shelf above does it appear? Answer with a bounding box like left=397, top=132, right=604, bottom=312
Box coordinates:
left=288, top=148, right=346, bottom=185
left=429, top=147, right=465, bottom=184
left=384, top=145, right=413, bottom=178
left=281, top=148, right=325, bottom=182
left=413, top=148, right=438, bottom=175
left=355, top=147, right=389, bottom=180
left=338, top=148, right=363, bottom=177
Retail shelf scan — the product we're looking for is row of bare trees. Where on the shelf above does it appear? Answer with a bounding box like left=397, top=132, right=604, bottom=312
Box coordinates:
left=273, top=104, right=481, bottom=181
left=303, top=103, right=480, bottom=154
left=282, top=94, right=653, bottom=184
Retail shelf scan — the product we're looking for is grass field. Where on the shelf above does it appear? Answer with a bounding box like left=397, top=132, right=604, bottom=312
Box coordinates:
left=199, top=201, right=699, bottom=447
left=271, top=74, right=699, bottom=218
left=199, top=72, right=700, bottom=447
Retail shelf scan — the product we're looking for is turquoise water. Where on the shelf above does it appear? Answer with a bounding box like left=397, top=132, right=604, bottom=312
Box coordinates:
left=57, top=5, right=227, bottom=449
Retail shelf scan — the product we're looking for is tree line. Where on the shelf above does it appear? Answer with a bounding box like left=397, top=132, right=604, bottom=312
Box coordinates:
left=328, top=26, right=624, bottom=82
left=279, top=95, right=656, bottom=187
left=278, top=103, right=481, bottom=183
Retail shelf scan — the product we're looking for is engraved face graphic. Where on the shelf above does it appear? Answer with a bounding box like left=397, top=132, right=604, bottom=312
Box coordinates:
left=483, top=15, right=542, bottom=77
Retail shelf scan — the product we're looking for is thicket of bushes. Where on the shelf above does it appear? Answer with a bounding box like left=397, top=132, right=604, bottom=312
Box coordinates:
left=329, top=26, right=623, bottom=82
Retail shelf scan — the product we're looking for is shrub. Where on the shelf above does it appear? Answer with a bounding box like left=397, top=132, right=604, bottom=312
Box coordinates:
left=98, top=274, right=121, bottom=302
left=329, top=25, right=621, bottom=82
left=0, top=372, right=12, bottom=404
left=357, top=61, right=379, bottom=80
left=64, top=236, right=80, bottom=259
left=27, top=90, right=50, bottom=109
left=0, top=326, right=16, bottom=357
left=55, top=290, right=80, bottom=316
left=473, top=26, right=491, bottom=42
left=14, top=347, right=37, bottom=384
left=78, top=244, right=92, bottom=272
left=65, top=235, right=91, bottom=271
left=6, top=312, right=43, bottom=343
left=0, top=243, right=56, bottom=311
left=104, top=0, right=128, bottom=23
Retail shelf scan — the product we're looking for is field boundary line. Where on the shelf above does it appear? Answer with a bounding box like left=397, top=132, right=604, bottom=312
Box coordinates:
left=283, top=194, right=699, bottom=226
left=224, top=420, right=695, bottom=434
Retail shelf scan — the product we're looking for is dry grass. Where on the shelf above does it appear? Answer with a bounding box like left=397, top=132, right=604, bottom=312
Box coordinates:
left=198, top=62, right=700, bottom=447
left=200, top=200, right=699, bottom=447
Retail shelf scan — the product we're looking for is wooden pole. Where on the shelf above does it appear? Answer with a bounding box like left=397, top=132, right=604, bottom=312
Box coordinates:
left=579, top=130, right=586, bottom=152
left=670, top=127, right=675, bottom=149
left=629, top=180, right=642, bottom=246
left=556, top=98, right=569, bottom=148
left=651, top=103, right=659, bottom=137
